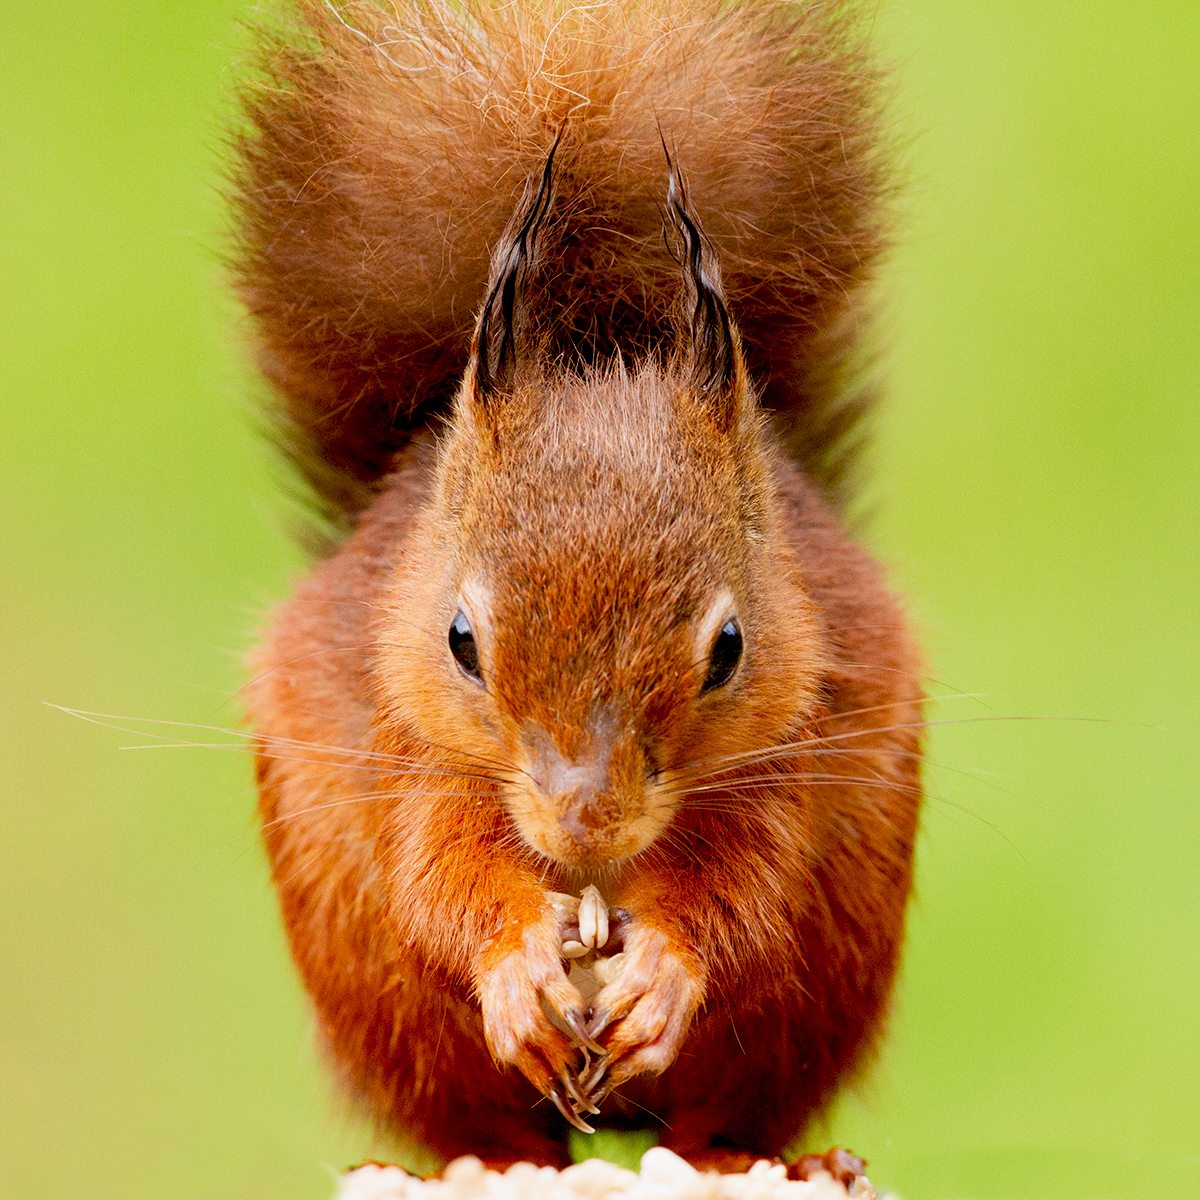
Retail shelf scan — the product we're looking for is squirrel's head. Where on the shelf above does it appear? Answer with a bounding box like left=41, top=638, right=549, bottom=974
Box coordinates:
left=378, top=147, right=828, bottom=871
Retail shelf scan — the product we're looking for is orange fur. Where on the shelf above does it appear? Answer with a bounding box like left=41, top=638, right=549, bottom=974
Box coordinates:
left=238, top=0, right=920, bottom=1169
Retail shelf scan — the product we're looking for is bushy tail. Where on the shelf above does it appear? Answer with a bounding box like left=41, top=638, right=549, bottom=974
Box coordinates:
left=232, top=0, right=889, bottom=524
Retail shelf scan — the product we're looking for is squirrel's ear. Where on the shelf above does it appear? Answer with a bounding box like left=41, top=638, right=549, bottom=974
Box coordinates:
left=663, top=157, right=750, bottom=432
left=466, top=137, right=560, bottom=407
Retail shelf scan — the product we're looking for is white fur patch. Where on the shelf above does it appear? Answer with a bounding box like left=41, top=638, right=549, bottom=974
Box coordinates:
left=696, top=591, right=737, bottom=666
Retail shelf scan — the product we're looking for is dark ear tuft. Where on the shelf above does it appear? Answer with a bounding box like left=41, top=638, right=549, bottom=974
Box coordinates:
left=662, top=147, right=744, bottom=420
left=472, top=134, right=562, bottom=401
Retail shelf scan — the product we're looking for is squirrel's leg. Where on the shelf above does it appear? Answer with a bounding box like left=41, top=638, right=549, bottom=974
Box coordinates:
left=580, top=873, right=712, bottom=1104
left=585, top=822, right=841, bottom=1149
left=582, top=919, right=706, bottom=1099
left=260, top=793, right=581, bottom=1165
left=257, top=754, right=589, bottom=1161
left=377, top=789, right=603, bottom=1134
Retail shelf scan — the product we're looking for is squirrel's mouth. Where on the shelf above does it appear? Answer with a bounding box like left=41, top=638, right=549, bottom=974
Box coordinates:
left=504, top=782, right=673, bottom=869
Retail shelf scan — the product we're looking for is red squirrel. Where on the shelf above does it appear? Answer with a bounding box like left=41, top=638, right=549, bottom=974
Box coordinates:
left=235, top=0, right=922, bottom=1173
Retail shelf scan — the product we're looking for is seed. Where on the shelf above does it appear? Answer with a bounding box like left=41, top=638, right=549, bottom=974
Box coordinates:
left=579, top=884, right=608, bottom=950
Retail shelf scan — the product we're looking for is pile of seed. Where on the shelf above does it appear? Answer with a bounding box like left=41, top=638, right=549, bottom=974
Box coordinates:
left=335, top=1148, right=879, bottom=1200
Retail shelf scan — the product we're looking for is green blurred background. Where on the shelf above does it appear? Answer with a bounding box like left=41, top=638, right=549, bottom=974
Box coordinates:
left=2, top=2, right=1196, bottom=1197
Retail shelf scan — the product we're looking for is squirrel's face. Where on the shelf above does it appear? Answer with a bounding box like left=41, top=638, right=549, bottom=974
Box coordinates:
left=376, top=151, right=826, bottom=869
left=378, top=366, right=827, bottom=871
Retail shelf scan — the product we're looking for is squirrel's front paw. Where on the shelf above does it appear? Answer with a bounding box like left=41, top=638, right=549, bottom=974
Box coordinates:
left=584, top=923, right=704, bottom=1095
left=477, top=919, right=599, bottom=1131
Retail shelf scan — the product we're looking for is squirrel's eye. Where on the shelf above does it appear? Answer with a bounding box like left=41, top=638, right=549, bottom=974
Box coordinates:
left=449, top=609, right=483, bottom=683
left=702, top=619, right=743, bottom=693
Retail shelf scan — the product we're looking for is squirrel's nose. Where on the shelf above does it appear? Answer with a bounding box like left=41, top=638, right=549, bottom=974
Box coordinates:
left=536, top=746, right=611, bottom=803
left=523, top=713, right=626, bottom=838
left=525, top=706, right=617, bottom=782
left=516, top=714, right=656, bottom=866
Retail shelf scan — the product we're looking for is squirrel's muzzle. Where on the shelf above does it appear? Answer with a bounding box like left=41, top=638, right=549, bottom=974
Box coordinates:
left=512, top=712, right=669, bottom=867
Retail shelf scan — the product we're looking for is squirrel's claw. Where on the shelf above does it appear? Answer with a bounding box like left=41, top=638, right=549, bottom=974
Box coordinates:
left=578, top=1051, right=610, bottom=1096
left=548, top=1086, right=595, bottom=1134
left=559, top=1067, right=600, bottom=1116
left=564, top=1006, right=606, bottom=1056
